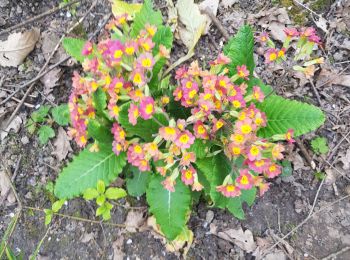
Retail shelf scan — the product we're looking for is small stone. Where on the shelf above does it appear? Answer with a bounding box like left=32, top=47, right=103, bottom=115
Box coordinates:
left=21, top=136, right=29, bottom=145
left=0, top=0, right=9, bottom=8
left=126, top=239, right=132, bottom=244
left=16, top=5, right=22, bottom=14
left=0, top=17, right=6, bottom=26
left=24, top=192, right=33, bottom=200
left=205, top=210, right=214, bottom=224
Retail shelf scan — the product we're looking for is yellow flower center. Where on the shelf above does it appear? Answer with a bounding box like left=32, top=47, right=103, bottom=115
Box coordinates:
left=179, top=134, right=190, bottom=144
left=250, top=146, right=259, bottom=156
left=114, top=50, right=123, bottom=59
left=134, top=145, right=142, bottom=154
left=133, top=73, right=142, bottom=84
left=269, top=53, right=277, bottom=61
left=232, top=100, right=241, bottom=108
left=113, top=106, right=119, bottom=116
left=240, top=175, right=249, bottom=185
left=226, top=185, right=235, bottom=192
left=198, top=125, right=205, bottom=134
left=145, top=104, right=154, bottom=115
left=125, top=47, right=135, bottom=55
left=165, top=127, right=175, bottom=135
left=241, top=124, right=252, bottom=134
left=185, top=170, right=193, bottom=179
left=141, top=58, right=152, bottom=68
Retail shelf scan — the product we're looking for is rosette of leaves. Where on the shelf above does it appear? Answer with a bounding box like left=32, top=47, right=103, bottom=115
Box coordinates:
left=53, top=0, right=325, bottom=242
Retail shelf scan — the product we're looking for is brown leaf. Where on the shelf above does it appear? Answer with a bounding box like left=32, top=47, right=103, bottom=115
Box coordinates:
left=0, top=170, right=16, bottom=205
left=0, top=115, right=22, bottom=140
left=41, top=31, right=68, bottom=64
left=125, top=210, right=146, bottom=233
left=316, top=68, right=350, bottom=88
left=339, top=149, right=350, bottom=170
left=52, top=127, right=72, bottom=162
left=40, top=67, right=62, bottom=95
left=0, top=28, right=40, bottom=67
left=217, top=227, right=257, bottom=253
left=199, top=0, right=219, bottom=34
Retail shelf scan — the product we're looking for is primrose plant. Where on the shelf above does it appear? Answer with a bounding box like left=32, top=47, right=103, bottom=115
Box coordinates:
left=53, top=0, right=325, bottom=241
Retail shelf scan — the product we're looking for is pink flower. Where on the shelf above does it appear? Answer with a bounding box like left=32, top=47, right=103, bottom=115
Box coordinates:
left=162, top=177, right=176, bottom=192
left=193, top=121, right=209, bottom=139
left=137, top=52, right=155, bottom=70
left=130, top=69, right=146, bottom=87
left=212, top=118, right=225, bottom=133
left=181, top=166, right=196, bottom=185
left=192, top=181, right=204, bottom=191
left=300, top=27, right=316, bottom=37
left=138, top=37, right=155, bottom=52
left=247, top=145, right=262, bottom=161
left=259, top=182, right=270, bottom=196
left=139, top=97, right=155, bottom=120
left=264, top=163, right=282, bottom=178
left=257, top=31, right=269, bottom=44
left=271, top=144, right=285, bottom=160
left=253, top=86, right=265, bottom=102
left=108, top=77, right=124, bottom=97
left=308, top=35, right=321, bottom=44
left=175, top=66, right=188, bottom=80
left=127, top=144, right=144, bottom=162
left=128, top=103, right=139, bottom=126
left=112, top=140, right=123, bottom=156
left=236, top=169, right=254, bottom=190
left=247, top=159, right=270, bottom=174
left=216, top=184, right=241, bottom=197
left=82, top=41, right=93, bottom=56
left=109, top=40, right=124, bottom=62
left=237, top=65, right=250, bottom=80
left=285, top=129, right=295, bottom=144
left=265, top=48, right=278, bottom=64
left=210, top=53, right=231, bottom=65
left=159, top=126, right=179, bottom=142
left=108, top=99, right=120, bottom=119
left=180, top=152, right=196, bottom=166
left=124, top=40, right=138, bottom=56
left=111, top=123, right=126, bottom=143
left=173, top=87, right=183, bottom=101
left=284, top=28, right=299, bottom=37
left=174, top=130, right=195, bottom=149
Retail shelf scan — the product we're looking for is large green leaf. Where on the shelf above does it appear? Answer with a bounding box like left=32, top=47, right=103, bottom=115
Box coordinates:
left=257, top=95, right=325, bottom=137
left=152, top=26, right=173, bottom=54
left=54, top=144, right=126, bottom=199
left=188, top=139, right=213, bottom=159
left=223, top=25, right=255, bottom=75
left=126, top=167, right=150, bottom=197
left=146, top=175, right=191, bottom=240
left=130, top=0, right=163, bottom=37
left=62, top=37, right=87, bottom=63
left=87, top=119, right=113, bottom=144
left=118, top=103, right=168, bottom=142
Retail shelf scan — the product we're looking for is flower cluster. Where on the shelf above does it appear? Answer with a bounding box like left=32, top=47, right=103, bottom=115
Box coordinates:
left=257, top=27, right=322, bottom=64
left=67, top=14, right=296, bottom=200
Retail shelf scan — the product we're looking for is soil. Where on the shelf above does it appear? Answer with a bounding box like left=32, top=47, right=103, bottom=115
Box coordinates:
left=1, top=0, right=350, bottom=259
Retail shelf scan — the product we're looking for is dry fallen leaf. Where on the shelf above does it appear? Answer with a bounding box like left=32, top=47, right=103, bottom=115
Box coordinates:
left=125, top=210, right=146, bottom=233
left=52, top=127, right=72, bottom=162
left=217, top=227, right=257, bottom=253
left=112, top=230, right=125, bottom=260
left=0, top=170, right=16, bottom=205
left=339, top=149, right=350, bottom=170
left=316, top=68, right=350, bottom=88
left=0, top=115, right=22, bottom=141
left=176, top=0, right=207, bottom=51
left=314, top=16, right=329, bottom=33
left=199, top=0, right=219, bottom=34
left=0, top=28, right=40, bottom=67
left=41, top=31, right=68, bottom=64
left=40, top=67, right=62, bottom=95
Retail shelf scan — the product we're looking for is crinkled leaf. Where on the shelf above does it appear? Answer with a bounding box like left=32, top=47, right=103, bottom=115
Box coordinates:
left=126, top=166, right=150, bottom=197
left=105, top=187, right=127, bottom=200
left=223, top=25, right=255, bottom=76
left=38, top=125, right=55, bottom=145
left=31, top=105, right=51, bottom=123
left=188, top=139, right=213, bottom=159
left=111, top=0, right=142, bottom=19
left=52, top=199, right=65, bottom=213
left=52, top=104, right=70, bottom=126
left=118, top=103, right=168, bottom=142
left=131, top=0, right=163, bottom=37
left=311, top=137, right=329, bottom=155
left=257, top=95, right=325, bottom=137
left=146, top=174, right=191, bottom=240
left=62, top=37, right=87, bottom=63
left=54, top=144, right=126, bottom=199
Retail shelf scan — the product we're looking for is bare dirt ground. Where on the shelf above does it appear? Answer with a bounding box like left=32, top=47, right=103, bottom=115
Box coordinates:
left=1, top=0, right=350, bottom=259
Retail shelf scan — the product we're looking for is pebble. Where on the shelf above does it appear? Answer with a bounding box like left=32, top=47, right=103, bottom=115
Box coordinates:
left=21, top=136, right=29, bottom=145
left=126, top=238, right=132, bottom=244
left=0, top=0, right=9, bottom=8
left=205, top=210, right=214, bottom=226
left=16, top=5, right=22, bottom=14
left=0, top=17, right=6, bottom=26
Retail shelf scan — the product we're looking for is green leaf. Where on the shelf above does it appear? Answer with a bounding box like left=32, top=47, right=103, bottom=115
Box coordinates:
left=126, top=167, right=150, bottom=197
left=188, top=139, right=213, bottom=159
left=152, top=26, right=173, bottom=54
left=93, top=88, right=107, bottom=113
left=96, top=194, right=106, bottom=206
left=96, top=205, right=107, bottom=217
left=227, top=197, right=245, bottom=220
left=146, top=175, right=191, bottom=240
left=311, top=137, right=329, bottom=155
left=52, top=199, right=65, bottom=213
left=223, top=25, right=255, bottom=76
left=83, top=188, right=99, bottom=200
left=54, top=144, right=126, bottom=199
left=44, top=210, right=53, bottom=226
left=62, top=37, right=87, bottom=63
left=247, top=77, right=273, bottom=96
left=111, top=0, right=142, bottom=19
left=31, top=105, right=50, bottom=123
left=97, top=180, right=105, bottom=194
left=52, top=104, right=70, bottom=126
left=118, top=103, right=168, bottom=142
left=241, top=188, right=257, bottom=207
left=105, top=187, right=127, bottom=200
left=102, top=209, right=111, bottom=220
left=195, top=153, right=231, bottom=208
left=149, top=57, right=166, bottom=95
left=257, top=95, right=325, bottom=137
left=38, top=125, right=55, bottom=145
left=280, top=160, right=293, bottom=177
left=87, top=119, right=113, bottom=144
left=131, top=0, right=163, bottom=37
left=26, top=119, right=37, bottom=134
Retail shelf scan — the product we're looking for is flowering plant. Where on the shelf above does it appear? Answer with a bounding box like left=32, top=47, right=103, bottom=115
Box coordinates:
left=54, top=0, right=325, bottom=240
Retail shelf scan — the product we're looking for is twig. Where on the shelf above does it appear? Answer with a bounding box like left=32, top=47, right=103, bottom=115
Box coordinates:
left=296, top=139, right=316, bottom=169
left=29, top=226, right=51, bottom=260
left=2, top=167, right=22, bottom=209
left=263, top=194, right=350, bottom=255
left=0, top=155, right=22, bottom=206
left=2, top=0, right=98, bottom=130
left=201, top=7, right=230, bottom=41
left=309, top=79, right=322, bottom=107
left=308, top=178, right=325, bottom=217
left=0, top=0, right=81, bottom=36
left=322, top=246, right=350, bottom=260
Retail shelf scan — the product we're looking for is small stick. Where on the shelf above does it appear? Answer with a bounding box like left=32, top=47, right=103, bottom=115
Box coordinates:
left=322, top=247, right=350, bottom=260
left=309, top=79, right=323, bottom=107
left=296, top=139, right=316, bottom=169
left=0, top=0, right=81, bottom=36
left=308, top=178, right=324, bottom=217
left=201, top=7, right=230, bottom=41
left=0, top=155, right=22, bottom=206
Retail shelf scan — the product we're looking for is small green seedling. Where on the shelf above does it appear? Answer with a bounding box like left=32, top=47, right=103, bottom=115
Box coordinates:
left=314, top=172, right=326, bottom=180
left=44, top=199, right=66, bottom=225
left=311, top=137, right=329, bottom=155
left=83, top=180, right=127, bottom=220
